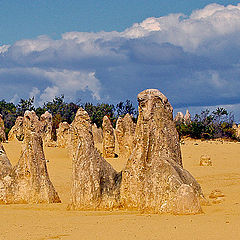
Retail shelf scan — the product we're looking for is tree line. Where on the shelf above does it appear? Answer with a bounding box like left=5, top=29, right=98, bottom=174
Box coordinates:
left=0, top=96, right=137, bottom=139
left=0, top=96, right=238, bottom=141
left=175, top=108, right=237, bottom=140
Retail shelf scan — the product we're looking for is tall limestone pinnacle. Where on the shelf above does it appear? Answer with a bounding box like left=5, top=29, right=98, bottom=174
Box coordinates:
left=184, top=109, right=191, bottom=124
left=92, top=123, right=103, bottom=146
left=69, top=108, right=121, bottom=210
left=102, top=116, right=115, bottom=158
left=57, top=122, right=70, bottom=148
left=115, top=113, right=135, bottom=159
left=120, top=89, right=203, bottom=214
left=0, top=114, right=6, bottom=142
left=40, top=111, right=56, bottom=147
left=8, top=116, right=24, bottom=141
left=0, top=110, right=61, bottom=204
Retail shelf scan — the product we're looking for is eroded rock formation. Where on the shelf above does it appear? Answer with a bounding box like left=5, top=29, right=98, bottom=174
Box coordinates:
left=92, top=123, right=103, bottom=147
left=69, top=108, right=121, bottom=210
left=184, top=109, right=191, bottom=124
left=8, top=117, right=23, bottom=141
left=115, top=114, right=135, bottom=159
left=0, top=111, right=61, bottom=204
left=0, top=144, right=12, bottom=179
left=200, top=155, right=212, bottom=166
left=120, top=89, right=203, bottom=214
left=102, top=116, right=115, bottom=158
left=233, top=123, right=240, bottom=139
left=40, top=111, right=56, bottom=147
left=57, top=122, right=70, bottom=148
left=174, top=112, right=184, bottom=123
left=0, top=115, right=6, bottom=142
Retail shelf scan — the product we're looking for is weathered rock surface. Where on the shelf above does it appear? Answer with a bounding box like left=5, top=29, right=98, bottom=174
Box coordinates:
left=233, top=123, right=240, bottom=139
left=120, top=89, right=203, bottom=214
left=0, top=111, right=61, bottom=204
left=57, top=122, right=70, bottom=148
left=40, top=111, right=56, bottom=147
left=184, top=109, right=191, bottom=124
left=174, top=112, right=184, bottom=123
left=0, top=144, right=12, bottom=178
left=8, top=117, right=23, bottom=141
left=0, top=115, right=6, bottom=142
left=115, top=114, right=135, bottom=159
left=200, top=155, right=212, bottom=166
left=92, top=123, right=103, bottom=146
left=69, top=108, right=121, bottom=210
left=209, top=189, right=225, bottom=204
left=102, top=116, right=115, bottom=158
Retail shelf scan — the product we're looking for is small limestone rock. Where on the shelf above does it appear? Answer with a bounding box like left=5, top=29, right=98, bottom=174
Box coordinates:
left=200, top=155, right=212, bottom=166
left=209, top=190, right=225, bottom=204
left=212, top=197, right=225, bottom=204
left=209, top=190, right=224, bottom=199
left=102, top=116, right=115, bottom=158
left=0, top=115, right=6, bottom=142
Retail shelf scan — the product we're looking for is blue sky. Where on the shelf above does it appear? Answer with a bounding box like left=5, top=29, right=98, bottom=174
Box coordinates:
left=0, top=0, right=237, bottom=44
left=1, top=1, right=240, bottom=121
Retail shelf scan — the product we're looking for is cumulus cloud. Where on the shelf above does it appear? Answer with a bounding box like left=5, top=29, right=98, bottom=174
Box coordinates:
left=0, top=45, right=10, bottom=54
left=29, top=87, right=40, bottom=99
left=1, top=3, right=240, bottom=120
left=40, top=69, right=101, bottom=102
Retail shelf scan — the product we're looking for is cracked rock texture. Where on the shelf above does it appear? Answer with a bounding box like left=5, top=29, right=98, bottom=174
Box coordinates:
left=40, top=111, right=56, bottom=147
left=174, top=112, right=184, bottom=123
left=102, top=116, right=115, bottom=158
left=8, top=117, right=24, bottom=141
left=115, top=114, right=135, bottom=159
left=57, top=122, right=70, bottom=148
left=120, top=89, right=203, bottom=214
left=70, top=108, right=121, bottom=210
left=0, top=111, right=61, bottom=204
left=92, top=123, right=103, bottom=146
left=0, top=115, right=6, bottom=142
left=184, top=109, right=191, bottom=124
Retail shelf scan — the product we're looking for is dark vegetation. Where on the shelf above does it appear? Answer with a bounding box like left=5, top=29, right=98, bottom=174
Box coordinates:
left=0, top=96, right=238, bottom=141
left=175, top=108, right=237, bottom=140
left=0, top=96, right=137, bottom=139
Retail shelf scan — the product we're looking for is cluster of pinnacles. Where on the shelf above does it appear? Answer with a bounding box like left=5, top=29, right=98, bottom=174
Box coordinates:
left=174, top=109, right=191, bottom=124
left=0, top=89, right=205, bottom=214
left=0, top=111, right=60, bottom=203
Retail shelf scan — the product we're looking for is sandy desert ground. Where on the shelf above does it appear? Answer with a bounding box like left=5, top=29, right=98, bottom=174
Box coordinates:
left=1, top=139, right=240, bottom=240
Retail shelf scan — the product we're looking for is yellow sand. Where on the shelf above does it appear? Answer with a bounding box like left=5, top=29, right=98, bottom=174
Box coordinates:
left=1, top=139, right=240, bottom=240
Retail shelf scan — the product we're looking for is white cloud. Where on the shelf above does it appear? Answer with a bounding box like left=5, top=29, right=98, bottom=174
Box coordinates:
left=0, top=45, right=10, bottom=54
left=13, top=35, right=57, bottom=55
left=0, top=67, right=102, bottom=105
left=0, top=3, right=240, bottom=118
left=41, top=69, right=101, bottom=101
left=39, top=86, right=59, bottom=104
left=29, top=87, right=40, bottom=99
